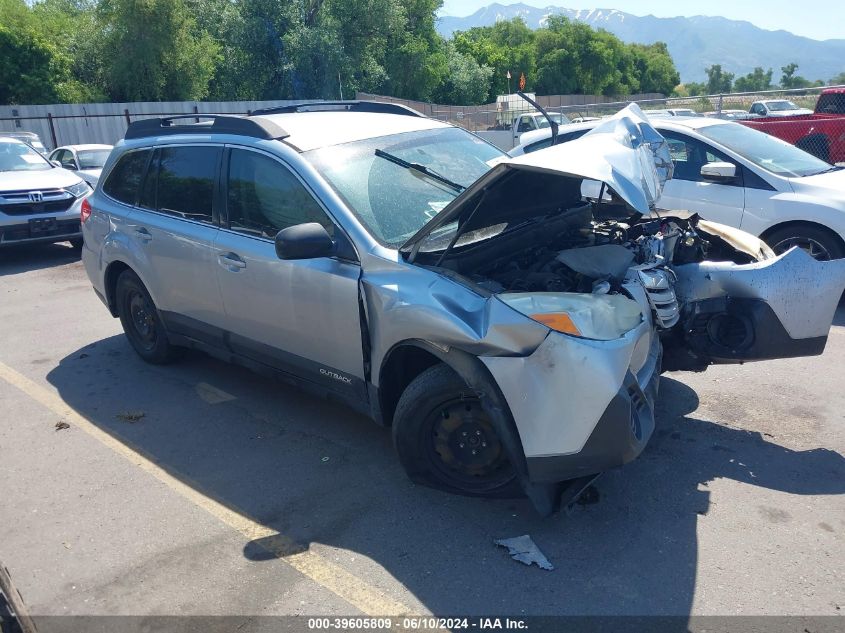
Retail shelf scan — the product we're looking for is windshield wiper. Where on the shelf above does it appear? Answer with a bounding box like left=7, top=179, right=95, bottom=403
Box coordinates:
left=812, top=166, right=843, bottom=175
left=374, top=149, right=465, bottom=194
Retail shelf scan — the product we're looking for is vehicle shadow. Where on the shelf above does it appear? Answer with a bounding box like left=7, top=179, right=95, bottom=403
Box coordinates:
left=0, top=242, right=79, bottom=276
left=45, top=336, right=845, bottom=619
left=833, top=303, right=845, bottom=326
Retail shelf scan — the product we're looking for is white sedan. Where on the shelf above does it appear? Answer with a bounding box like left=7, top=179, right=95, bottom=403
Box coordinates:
left=511, top=116, right=845, bottom=260
left=749, top=100, right=814, bottom=117
left=48, top=144, right=113, bottom=188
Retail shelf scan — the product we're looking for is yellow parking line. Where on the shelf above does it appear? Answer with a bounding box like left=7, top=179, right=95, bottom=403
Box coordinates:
left=0, top=360, right=411, bottom=617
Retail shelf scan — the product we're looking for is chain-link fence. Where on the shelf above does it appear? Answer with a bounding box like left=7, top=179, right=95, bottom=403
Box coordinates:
left=362, top=85, right=845, bottom=164
left=2, top=86, right=843, bottom=164
left=356, top=91, right=667, bottom=132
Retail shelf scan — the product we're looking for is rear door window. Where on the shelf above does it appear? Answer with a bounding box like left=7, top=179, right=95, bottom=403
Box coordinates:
left=154, top=146, right=220, bottom=224
left=102, top=149, right=151, bottom=206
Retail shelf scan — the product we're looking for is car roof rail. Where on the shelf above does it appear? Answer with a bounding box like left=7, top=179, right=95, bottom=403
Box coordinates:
left=249, top=100, right=425, bottom=118
left=124, top=115, right=289, bottom=141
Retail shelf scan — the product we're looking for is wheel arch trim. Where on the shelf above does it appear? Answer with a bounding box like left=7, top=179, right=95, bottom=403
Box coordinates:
left=760, top=219, right=845, bottom=256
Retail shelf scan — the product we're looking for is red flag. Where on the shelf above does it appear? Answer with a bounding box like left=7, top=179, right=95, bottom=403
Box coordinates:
left=519, top=72, right=526, bottom=91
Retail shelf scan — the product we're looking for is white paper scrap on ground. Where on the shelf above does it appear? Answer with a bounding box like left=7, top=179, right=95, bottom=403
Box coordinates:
left=494, top=535, right=554, bottom=570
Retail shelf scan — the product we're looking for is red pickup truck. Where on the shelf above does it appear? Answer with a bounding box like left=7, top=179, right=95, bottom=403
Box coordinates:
left=740, top=87, right=845, bottom=164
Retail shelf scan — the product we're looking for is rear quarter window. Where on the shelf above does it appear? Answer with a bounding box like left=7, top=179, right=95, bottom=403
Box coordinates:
left=103, top=149, right=151, bottom=206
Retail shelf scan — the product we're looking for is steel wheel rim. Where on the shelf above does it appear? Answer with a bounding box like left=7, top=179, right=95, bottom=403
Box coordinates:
left=772, top=236, right=832, bottom=261
left=127, top=290, right=157, bottom=351
left=424, top=395, right=514, bottom=490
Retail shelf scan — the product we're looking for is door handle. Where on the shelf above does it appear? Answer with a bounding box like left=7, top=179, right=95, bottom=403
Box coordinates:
left=218, top=252, right=246, bottom=271
left=134, top=227, right=152, bottom=242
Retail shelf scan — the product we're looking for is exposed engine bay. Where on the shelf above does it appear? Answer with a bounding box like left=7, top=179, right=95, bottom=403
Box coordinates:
left=423, top=199, right=784, bottom=372
left=404, top=102, right=842, bottom=378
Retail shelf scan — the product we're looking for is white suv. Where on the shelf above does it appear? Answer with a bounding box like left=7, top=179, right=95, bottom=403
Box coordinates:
left=0, top=136, right=91, bottom=248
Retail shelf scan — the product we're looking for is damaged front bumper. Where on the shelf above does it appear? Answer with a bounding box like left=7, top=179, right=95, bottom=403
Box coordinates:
left=481, top=317, right=661, bottom=485
left=669, top=247, right=845, bottom=367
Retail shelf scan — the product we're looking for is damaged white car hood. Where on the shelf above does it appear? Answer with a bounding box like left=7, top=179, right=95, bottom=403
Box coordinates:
left=401, top=104, right=673, bottom=253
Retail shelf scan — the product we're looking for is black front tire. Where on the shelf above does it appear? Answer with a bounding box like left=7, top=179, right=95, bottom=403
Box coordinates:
left=115, top=270, right=182, bottom=364
left=765, top=225, right=844, bottom=261
left=393, top=363, right=520, bottom=498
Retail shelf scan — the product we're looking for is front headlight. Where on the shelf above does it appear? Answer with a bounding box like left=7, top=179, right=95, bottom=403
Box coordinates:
left=65, top=181, right=91, bottom=198
left=500, top=292, right=643, bottom=340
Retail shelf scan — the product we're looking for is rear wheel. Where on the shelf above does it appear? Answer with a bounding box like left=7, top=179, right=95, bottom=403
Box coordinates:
left=393, top=363, right=519, bottom=497
left=115, top=270, right=182, bottom=364
left=765, top=224, right=844, bottom=261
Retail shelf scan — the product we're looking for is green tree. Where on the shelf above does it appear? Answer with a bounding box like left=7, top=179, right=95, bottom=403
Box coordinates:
left=186, top=0, right=249, bottom=99
left=629, top=42, right=679, bottom=95
left=733, top=67, right=773, bottom=92
left=705, top=64, right=734, bottom=94
left=382, top=0, right=447, bottom=101
left=671, top=82, right=705, bottom=97
left=0, top=24, right=64, bottom=104
left=780, top=63, right=823, bottom=88
left=33, top=0, right=105, bottom=101
left=780, top=62, right=815, bottom=89
left=531, top=17, right=655, bottom=97
left=452, top=18, right=536, bottom=101
left=0, top=0, right=102, bottom=103
left=212, top=0, right=297, bottom=100
left=829, top=72, right=845, bottom=85
left=98, top=0, right=220, bottom=101
left=433, top=41, right=492, bottom=104
left=218, top=0, right=442, bottom=101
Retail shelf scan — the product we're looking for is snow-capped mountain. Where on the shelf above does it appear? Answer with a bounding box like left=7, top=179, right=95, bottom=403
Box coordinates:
left=437, top=3, right=845, bottom=83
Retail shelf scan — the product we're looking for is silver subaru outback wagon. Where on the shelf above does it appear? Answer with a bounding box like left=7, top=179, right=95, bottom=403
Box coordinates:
left=81, top=101, right=845, bottom=514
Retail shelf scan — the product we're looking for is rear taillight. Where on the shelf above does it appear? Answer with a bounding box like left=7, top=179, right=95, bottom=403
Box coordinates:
left=81, top=198, right=92, bottom=223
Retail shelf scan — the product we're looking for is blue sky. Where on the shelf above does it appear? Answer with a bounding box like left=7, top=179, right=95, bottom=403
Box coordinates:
left=438, top=1, right=845, bottom=41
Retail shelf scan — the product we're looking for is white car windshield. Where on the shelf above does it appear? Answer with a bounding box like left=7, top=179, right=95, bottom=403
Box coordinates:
left=0, top=140, right=53, bottom=172
left=698, top=123, right=833, bottom=177
left=766, top=101, right=799, bottom=112
left=304, top=127, right=503, bottom=247
left=537, top=114, right=570, bottom=128
left=78, top=149, right=111, bottom=169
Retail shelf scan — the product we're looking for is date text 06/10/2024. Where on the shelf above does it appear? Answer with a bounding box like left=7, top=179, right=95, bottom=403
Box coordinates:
left=307, top=617, right=528, bottom=630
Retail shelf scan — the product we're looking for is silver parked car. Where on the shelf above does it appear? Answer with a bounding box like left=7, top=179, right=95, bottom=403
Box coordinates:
left=80, top=102, right=845, bottom=514
left=1, top=131, right=49, bottom=155
left=48, top=144, right=113, bottom=188
left=0, top=136, right=91, bottom=248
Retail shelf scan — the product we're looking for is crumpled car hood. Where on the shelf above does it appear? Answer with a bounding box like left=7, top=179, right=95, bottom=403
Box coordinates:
left=401, top=104, right=673, bottom=253
left=512, top=103, right=673, bottom=212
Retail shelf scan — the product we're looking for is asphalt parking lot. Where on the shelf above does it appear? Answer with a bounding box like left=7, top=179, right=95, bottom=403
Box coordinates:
left=1, top=243, right=843, bottom=627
